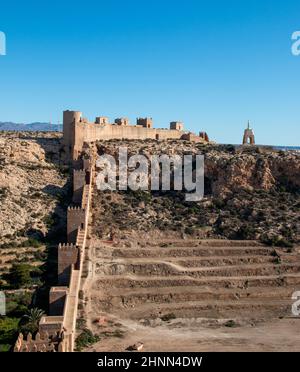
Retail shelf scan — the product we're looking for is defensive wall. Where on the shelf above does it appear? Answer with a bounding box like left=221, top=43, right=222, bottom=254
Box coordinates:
left=14, top=154, right=94, bottom=352
left=13, top=108, right=210, bottom=352
left=63, top=110, right=209, bottom=161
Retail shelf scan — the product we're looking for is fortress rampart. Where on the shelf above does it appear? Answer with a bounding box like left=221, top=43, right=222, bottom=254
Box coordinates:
left=14, top=153, right=94, bottom=352
left=63, top=110, right=209, bottom=161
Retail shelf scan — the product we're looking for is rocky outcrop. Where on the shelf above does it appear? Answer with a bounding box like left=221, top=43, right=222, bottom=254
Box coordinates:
left=92, top=141, right=300, bottom=197
left=204, top=148, right=300, bottom=196
left=90, top=141, right=300, bottom=245
left=0, top=132, right=68, bottom=243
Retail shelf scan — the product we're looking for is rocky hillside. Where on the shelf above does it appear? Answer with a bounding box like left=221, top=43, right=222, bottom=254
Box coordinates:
left=90, top=140, right=300, bottom=246
left=0, top=132, right=71, bottom=352
left=0, top=132, right=69, bottom=246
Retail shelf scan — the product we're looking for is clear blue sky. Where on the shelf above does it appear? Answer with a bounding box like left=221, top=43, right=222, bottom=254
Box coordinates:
left=0, top=0, right=300, bottom=145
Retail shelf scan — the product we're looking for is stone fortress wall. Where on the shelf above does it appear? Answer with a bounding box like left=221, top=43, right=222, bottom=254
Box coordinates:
left=63, top=110, right=209, bottom=161
left=14, top=109, right=210, bottom=352
left=14, top=153, right=94, bottom=352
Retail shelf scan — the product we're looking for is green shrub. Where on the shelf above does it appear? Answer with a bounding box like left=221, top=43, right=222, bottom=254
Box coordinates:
left=0, top=242, right=17, bottom=249
left=75, top=328, right=100, bottom=351
left=0, top=317, right=19, bottom=350
left=43, top=216, right=55, bottom=228
left=21, top=238, right=42, bottom=248
left=224, top=320, right=238, bottom=328
left=76, top=318, right=87, bottom=330
left=160, top=313, right=176, bottom=322
left=261, top=235, right=293, bottom=248
left=5, top=292, right=32, bottom=318
left=33, top=250, right=47, bottom=261
left=5, top=264, right=34, bottom=289
left=99, top=330, right=125, bottom=338
left=184, top=226, right=195, bottom=235
left=234, top=225, right=255, bottom=240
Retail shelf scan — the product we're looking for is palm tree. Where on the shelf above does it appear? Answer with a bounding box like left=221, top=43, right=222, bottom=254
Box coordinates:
left=19, top=308, right=45, bottom=335
left=23, top=308, right=45, bottom=328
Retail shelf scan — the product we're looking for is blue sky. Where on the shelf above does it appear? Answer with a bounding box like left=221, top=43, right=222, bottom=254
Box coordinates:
left=0, top=0, right=300, bottom=145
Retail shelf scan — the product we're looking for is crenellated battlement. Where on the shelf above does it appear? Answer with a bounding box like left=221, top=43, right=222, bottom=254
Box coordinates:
left=14, top=331, right=65, bottom=352
left=63, top=110, right=209, bottom=161
left=67, top=206, right=85, bottom=211
left=73, top=169, right=86, bottom=175
left=58, top=243, right=78, bottom=251
left=74, top=169, right=86, bottom=173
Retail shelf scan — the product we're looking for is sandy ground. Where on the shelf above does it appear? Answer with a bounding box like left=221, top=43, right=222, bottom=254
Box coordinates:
left=85, top=317, right=300, bottom=352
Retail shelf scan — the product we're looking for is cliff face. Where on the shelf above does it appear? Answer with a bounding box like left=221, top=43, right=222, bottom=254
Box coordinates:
left=204, top=148, right=300, bottom=196
left=93, top=140, right=300, bottom=197
left=90, top=141, right=300, bottom=245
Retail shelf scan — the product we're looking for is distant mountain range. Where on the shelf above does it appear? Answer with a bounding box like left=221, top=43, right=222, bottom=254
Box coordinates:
left=0, top=121, right=62, bottom=132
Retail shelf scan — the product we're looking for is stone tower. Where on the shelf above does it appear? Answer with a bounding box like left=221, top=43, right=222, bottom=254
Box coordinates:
left=137, top=117, right=153, bottom=128
left=170, top=121, right=184, bottom=131
left=63, top=110, right=82, bottom=160
left=243, top=121, right=255, bottom=145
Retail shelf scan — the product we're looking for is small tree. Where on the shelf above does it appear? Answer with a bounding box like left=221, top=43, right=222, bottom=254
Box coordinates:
left=19, top=308, right=45, bottom=335
left=23, top=308, right=44, bottom=325
left=6, top=264, right=32, bottom=289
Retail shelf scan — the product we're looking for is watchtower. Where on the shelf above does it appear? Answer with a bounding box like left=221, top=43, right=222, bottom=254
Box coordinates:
left=170, top=121, right=184, bottom=131
left=137, top=117, right=153, bottom=128
left=95, top=117, right=109, bottom=125
left=67, top=207, right=86, bottom=243
left=115, top=118, right=129, bottom=126
left=57, top=243, right=80, bottom=285
left=63, top=110, right=82, bottom=159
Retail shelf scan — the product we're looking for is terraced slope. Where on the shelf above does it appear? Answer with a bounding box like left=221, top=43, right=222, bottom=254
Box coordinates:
left=90, top=239, right=300, bottom=323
